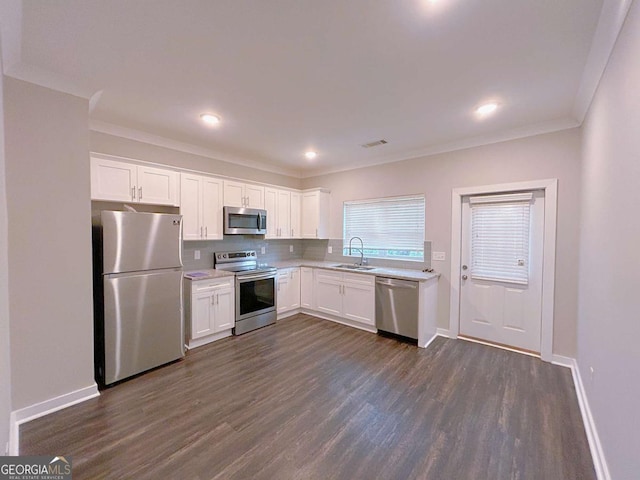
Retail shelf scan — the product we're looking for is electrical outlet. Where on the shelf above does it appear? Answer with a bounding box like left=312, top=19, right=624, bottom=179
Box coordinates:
left=194, top=250, right=200, bottom=260
left=289, top=245, right=294, bottom=253
left=328, top=246, right=333, bottom=254
left=432, top=251, right=446, bottom=261
left=261, top=246, right=266, bottom=254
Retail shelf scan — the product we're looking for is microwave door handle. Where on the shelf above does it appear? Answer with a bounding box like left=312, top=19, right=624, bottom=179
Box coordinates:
left=257, top=211, right=262, bottom=230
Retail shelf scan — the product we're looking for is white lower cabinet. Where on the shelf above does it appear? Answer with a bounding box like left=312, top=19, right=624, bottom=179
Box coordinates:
left=184, top=277, right=235, bottom=349
left=300, top=267, right=314, bottom=309
left=277, top=268, right=300, bottom=315
left=314, top=269, right=375, bottom=326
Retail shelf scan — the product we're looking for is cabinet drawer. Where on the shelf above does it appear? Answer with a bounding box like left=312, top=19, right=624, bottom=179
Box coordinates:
left=192, top=279, right=233, bottom=292
left=342, top=272, right=375, bottom=286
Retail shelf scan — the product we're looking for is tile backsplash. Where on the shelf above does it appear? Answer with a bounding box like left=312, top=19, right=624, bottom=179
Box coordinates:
left=182, top=236, right=303, bottom=270
left=183, top=237, right=432, bottom=271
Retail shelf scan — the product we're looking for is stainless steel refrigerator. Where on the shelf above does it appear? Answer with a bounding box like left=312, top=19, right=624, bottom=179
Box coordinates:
left=93, top=210, right=184, bottom=386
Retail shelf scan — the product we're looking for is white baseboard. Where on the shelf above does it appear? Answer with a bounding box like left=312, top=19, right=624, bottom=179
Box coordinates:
left=9, top=383, right=100, bottom=455
left=551, top=354, right=574, bottom=369
left=419, top=333, right=438, bottom=349
left=436, top=328, right=452, bottom=338
left=567, top=358, right=611, bottom=480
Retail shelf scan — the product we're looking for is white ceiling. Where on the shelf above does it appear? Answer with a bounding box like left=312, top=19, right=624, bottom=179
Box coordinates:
left=5, top=0, right=607, bottom=177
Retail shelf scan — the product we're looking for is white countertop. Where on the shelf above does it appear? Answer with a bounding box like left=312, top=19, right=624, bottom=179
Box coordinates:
left=183, top=269, right=235, bottom=281
left=271, top=260, right=440, bottom=282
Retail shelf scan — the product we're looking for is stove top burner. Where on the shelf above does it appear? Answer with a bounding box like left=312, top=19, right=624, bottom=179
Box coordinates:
left=213, top=250, right=276, bottom=276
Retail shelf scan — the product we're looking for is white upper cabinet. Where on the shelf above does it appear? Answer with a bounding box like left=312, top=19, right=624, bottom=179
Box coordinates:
left=302, top=189, right=331, bottom=239
left=290, top=192, right=301, bottom=239
left=265, top=187, right=297, bottom=238
left=223, top=180, right=265, bottom=209
left=136, top=165, right=180, bottom=206
left=180, top=173, right=223, bottom=241
left=91, top=156, right=179, bottom=206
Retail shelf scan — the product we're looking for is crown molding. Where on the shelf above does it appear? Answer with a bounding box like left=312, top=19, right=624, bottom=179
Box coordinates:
left=572, top=0, right=634, bottom=122
left=90, top=120, right=302, bottom=179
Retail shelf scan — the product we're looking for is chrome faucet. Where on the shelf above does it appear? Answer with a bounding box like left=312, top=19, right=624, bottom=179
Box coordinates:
left=348, top=236, right=365, bottom=266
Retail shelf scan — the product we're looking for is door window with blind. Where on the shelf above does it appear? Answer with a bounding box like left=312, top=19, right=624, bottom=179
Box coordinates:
left=343, top=195, right=425, bottom=261
left=469, top=192, right=533, bottom=284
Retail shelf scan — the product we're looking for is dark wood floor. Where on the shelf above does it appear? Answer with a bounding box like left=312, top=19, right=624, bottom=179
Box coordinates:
left=21, top=314, right=595, bottom=480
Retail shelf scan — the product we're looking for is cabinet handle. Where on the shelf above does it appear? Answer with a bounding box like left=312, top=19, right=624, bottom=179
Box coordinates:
left=291, top=229, right=294, bottom=237
left=316, top=228, right=318, bottom=238
left=132, top=186, right=136, bottom=201
left=211, top=295, right=214, bottom=306
left=205, top=226, right=208, bottom=237
left=200, top=226, right=203, bottom=238
left=138, top=187, right=142, bottom=200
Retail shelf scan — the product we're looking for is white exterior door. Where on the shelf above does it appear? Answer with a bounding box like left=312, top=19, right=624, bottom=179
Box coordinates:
left=459, top=191, right=544, bottom=352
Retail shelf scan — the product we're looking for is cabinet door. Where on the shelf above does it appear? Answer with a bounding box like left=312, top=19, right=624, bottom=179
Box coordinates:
left=91, top=157, right=137, bottom=202
left=290, top=192, right=301, bottom=238
left=315, top=270, right=343, bottom=316
left=300, top=267, right=314, bottom=309
left=342, top=274, right=375, bottom=325
left=223, top=180, right=245, bottom=207
left=192, top=291, right=215, bottom=338
left=245, top=184, right=265, bottom=208
left=214, top=286, right=234, bottom=332
left=277, top=190, right=291, bottom=238
left=264, top=188, right=278, bottom=239
left=181, top=174, right=202, bottom=241
left=277, top=271, right=291, bottom=314
left=289, top=268, right=300, bottom=310
left=137, top=165, right=179, bottom=206
left=202, top=176, right=223, bottom=240
left=301, top=191, right=319, bottom=238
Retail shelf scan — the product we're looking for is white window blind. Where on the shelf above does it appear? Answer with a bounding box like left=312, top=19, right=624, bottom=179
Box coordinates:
left=470, top=193, right=532, bottom=284
left=343, top=195, right=425, bottom=261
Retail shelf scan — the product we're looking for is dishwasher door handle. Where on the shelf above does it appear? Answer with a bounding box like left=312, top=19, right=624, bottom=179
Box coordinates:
left=375, top=279, right=417, bottom=289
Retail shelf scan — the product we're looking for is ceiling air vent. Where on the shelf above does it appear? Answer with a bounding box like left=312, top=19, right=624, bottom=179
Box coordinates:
left=361, top=139, right=388, bottom=148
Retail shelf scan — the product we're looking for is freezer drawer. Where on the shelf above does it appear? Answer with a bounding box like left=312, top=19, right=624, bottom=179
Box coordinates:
left=101, top=268, right=184, bottom=385
left=375, top=277, right=419, bottom=339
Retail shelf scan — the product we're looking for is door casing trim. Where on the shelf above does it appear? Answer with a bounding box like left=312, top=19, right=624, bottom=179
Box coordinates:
left=449, top=178, right=558, bottom=361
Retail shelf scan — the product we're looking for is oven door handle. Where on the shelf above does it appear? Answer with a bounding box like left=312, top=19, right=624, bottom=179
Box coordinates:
left=237, top=273, right=275, bottom=282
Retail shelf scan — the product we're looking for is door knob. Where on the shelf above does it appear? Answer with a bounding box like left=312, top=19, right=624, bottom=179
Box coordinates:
left=462, top=275, right=468, bottom=280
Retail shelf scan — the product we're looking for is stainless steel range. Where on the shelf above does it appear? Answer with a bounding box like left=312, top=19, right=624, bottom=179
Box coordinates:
left=214, top=250, right=277, bottom=335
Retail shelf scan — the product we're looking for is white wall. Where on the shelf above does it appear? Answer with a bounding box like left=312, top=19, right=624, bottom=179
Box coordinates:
left=303, top=129, right=582, bottom=357
left=4, top=78, right=95, bottom=411
left=0, top=73, right=12, bottom=454
left=578, top=0, right=640, bottom=477
left=90, top=131, right=302, bottom=190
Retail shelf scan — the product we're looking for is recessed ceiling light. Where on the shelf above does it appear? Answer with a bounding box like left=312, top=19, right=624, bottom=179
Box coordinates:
left=200, top=113, right=221, bottom=126
left=305, top=151, right=317, bottom=160
left=475, top=103, right=498, bottom=117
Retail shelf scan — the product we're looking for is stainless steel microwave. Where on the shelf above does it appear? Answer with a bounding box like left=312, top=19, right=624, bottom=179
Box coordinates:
left=223, top=206, right=267, bottom=235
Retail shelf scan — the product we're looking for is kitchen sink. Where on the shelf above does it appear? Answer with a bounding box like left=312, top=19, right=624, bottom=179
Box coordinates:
left=333, top=264, right=376, bottom=271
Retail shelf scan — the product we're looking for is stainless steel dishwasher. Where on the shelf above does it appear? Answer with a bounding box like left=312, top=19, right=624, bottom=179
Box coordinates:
left=375, top=277, right=419, bottom=340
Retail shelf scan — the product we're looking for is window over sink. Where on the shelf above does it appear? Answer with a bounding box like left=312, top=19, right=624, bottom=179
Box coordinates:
left=343, top=194, right=425, bottom=261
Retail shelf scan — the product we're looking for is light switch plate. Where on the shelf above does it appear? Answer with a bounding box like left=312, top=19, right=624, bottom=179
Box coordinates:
left=194, top=250, right=201, bottom=260
left=261, top=246, right=266, bottom=254
left=432, top=251, right=446, bottom=261
left=289, top=245, right=294, bottom=253
left=328, top=246, right=333, bottom=254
